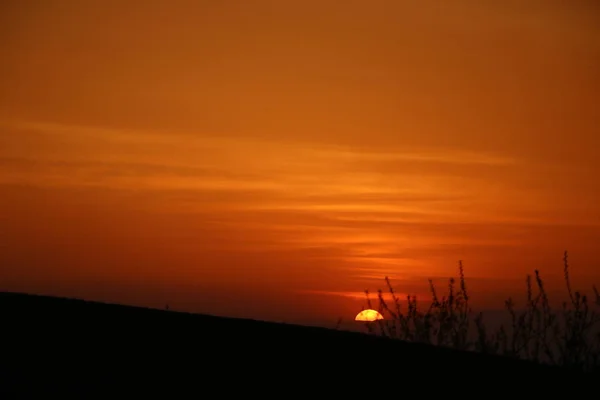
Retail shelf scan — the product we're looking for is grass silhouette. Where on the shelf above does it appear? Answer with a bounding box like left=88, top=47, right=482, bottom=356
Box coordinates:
left=363, top=251, right=600, bottom=372
left=2, top=251, right=599, bottom=396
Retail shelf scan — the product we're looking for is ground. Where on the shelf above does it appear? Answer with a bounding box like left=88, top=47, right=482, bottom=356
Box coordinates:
left=0, top=292, right=594, bottom=396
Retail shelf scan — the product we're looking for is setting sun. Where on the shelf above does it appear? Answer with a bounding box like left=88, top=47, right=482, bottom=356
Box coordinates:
left=355, top=309, right=384, bottom=322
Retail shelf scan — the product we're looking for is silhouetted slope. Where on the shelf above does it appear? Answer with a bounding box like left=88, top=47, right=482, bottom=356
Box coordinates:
left=0, top=292, right=593, bottom=396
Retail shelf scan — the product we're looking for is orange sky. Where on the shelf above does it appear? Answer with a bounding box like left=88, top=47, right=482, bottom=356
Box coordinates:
left=1, top=0, right=599, bottom=326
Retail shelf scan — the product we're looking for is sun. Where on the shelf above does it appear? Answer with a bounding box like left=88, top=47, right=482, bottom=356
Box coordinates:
left=355, top=309, right=383, bottom=322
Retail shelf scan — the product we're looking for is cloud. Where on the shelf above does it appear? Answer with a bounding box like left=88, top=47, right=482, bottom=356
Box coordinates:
left=2, top=117, right=598, bottom=289
left=0, top=118, right=530, bottom=217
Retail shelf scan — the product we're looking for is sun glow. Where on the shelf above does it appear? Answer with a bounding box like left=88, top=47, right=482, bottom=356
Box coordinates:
left=355, top=309, right=384, bottom=322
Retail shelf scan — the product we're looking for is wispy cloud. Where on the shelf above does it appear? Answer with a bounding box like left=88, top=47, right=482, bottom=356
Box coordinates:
left=2, top=118, right=597, bottom=290
left=0, top=119, right=529, bottom=216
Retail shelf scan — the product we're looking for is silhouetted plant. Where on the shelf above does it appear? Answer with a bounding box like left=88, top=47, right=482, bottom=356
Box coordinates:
left=364, top=251, right=600, bottom=372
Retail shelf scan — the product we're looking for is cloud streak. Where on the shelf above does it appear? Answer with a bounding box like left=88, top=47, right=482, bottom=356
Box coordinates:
left=3, top=118, right=596, bottom=288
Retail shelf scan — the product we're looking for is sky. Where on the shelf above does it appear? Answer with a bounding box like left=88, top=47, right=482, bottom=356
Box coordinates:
left=1, top=0, right=599, bottom=327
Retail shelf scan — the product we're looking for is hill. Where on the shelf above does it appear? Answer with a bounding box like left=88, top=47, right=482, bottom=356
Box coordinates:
left=0, top=292, right=594, bottom=396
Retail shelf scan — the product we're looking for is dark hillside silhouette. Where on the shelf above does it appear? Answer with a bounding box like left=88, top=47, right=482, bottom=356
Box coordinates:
left=0, top=292, right=594, bottom=396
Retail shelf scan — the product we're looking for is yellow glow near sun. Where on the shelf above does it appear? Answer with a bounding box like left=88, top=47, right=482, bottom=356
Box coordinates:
left=355, top=309, right=384, bottom=322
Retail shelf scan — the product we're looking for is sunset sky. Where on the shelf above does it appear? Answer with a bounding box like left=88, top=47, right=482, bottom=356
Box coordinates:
left=1, top=0, right=599, bottom=326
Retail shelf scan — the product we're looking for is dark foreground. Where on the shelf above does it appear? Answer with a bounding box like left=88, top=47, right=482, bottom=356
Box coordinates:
left=0, top=292, right=595, bottom=396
